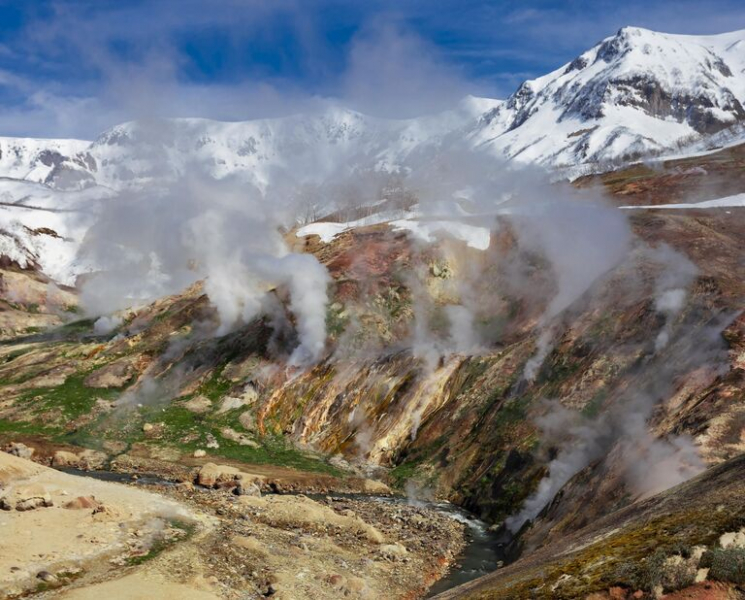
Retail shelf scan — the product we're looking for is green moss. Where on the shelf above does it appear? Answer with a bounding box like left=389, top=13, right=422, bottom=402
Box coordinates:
left=582, top=390, right=607, bottom=418
left=199, top=367, right=233, bottom=402
left=127, top=520, right=195, bottom=566
left=136, top=404, right=342, bottom=476
left=0, top=417, right=57, bottom=437
left=0, top=347, right=32, bottom=364
left=326, top=303, right=349, bottom=338
left=58, top=318, right=97, bottom=334
left=389, top=460, right=422, bottom=488
left=472, top=505, right=745, bottom=599
left=19, top=373, right=121, bottom=420
left=213, top=436, right=343, bottom=475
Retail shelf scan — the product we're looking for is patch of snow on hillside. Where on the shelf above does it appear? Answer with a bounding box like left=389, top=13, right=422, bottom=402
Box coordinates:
left=620, top=193, right=745, bottom=210
left=391, top=219, right=491, bottom=250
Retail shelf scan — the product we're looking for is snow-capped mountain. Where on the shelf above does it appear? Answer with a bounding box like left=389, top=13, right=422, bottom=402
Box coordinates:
left=474, top=27, right=745, bottom=168
left=0, top=27, right=744, bottom=285
left=0, top=137, right=94, bottom=188
left=86, top=96, right=499, bottom=191
left=2, top=27, right=744, bottom=190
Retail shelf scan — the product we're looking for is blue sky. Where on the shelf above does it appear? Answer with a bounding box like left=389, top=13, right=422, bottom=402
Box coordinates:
left=1, top=0, right=744, bottom=138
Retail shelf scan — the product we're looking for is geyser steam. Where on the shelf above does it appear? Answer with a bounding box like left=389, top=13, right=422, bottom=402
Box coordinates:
left=77, top=173, right=330, bottom=365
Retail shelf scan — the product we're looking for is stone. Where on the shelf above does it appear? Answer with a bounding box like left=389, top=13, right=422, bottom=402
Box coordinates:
left=77, top=449, right=107, bottom=470
left=13, top=484, right=53, bottom=512
left=51, top=450, right=80, bottom=468
left=4, top=442, right=34, bottom=460
left=16, top=495, right=53, bottom=511
left=378, top=543, right=408, bottom=561
left=196, top=463, right=242, bottom=488
left=142, top=423, right=154, bottom=433
left=64, top=496, right=101, bottom=510
left=84, top=358, right=136, bottom=388
left=36, top=571, right=58, bottom=585
left=193, top=449, right=207, bottom=458
left=220, top=427, right=259, bottom=448
left=238, top=411, right=255, bottom=431
left=719, top=528, right=745, bottom=549
left=236, top=482, right=262, bottom=497
left=362, top=479, right=391, bottom=495
left=196, top=463, right=265, bottom=489
left=183, top=396, right=212, bottom=414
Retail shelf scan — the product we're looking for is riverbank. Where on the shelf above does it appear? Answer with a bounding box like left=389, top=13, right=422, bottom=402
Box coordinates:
left=0, top=445, right=470, bottom=599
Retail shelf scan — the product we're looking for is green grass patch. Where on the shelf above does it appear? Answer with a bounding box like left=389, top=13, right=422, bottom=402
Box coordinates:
left=19, top=373, right=121, bottom=420
left=389, top=459, right=423, bottom=488
left=58, top=318, right=97, bottom=334
left=137, top=403, right=342, bottom=476
left=0, top=417, right=57, bottom=437
left=199, top=367, right=233, bottom=402
left=127, top=520, right=195, bottom=566
left=582, top=390, right=607, bottom=418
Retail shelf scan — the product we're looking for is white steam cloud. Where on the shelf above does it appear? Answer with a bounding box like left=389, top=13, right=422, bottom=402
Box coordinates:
left=506, top=315, right=729, bottom=533
left=78, top=173, right=330, bottom=365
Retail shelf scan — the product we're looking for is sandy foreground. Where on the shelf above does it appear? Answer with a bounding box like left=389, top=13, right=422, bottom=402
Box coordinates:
left=0, top=451, right=216, bottom=599
left=59, top=572, right=219, bottom=599
left=0, top=450, right=467, bottom=599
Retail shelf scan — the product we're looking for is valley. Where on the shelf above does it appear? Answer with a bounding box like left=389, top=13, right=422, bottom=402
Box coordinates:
left=0, top=21, right=745, bottom=600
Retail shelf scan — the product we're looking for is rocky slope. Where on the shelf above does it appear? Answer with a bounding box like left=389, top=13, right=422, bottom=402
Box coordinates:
left=0, top=142, right=743, bottom=597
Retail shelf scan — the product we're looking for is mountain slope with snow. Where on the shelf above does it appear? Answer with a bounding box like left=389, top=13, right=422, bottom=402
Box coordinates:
left=473, top=27, right=745, bottom=169
left=0, top=27, right=745, bottom=285
left=2, top=27, right=745, bottom=192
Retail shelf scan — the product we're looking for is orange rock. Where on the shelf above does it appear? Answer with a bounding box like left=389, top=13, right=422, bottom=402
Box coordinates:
left=64, top=496, right=101, bottom=510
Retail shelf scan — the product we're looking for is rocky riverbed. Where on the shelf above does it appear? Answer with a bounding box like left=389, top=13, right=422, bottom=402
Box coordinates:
left=0, top=444, right=468, bottom=599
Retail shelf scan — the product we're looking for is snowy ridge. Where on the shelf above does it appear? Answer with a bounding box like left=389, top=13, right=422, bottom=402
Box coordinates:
left=1, top=27, right=745, bottom=283
left=473, top=27, right=745, bottom=168
left=621, top=193, right=745, bottom=210
left=0, top=137, right=94, bottom=189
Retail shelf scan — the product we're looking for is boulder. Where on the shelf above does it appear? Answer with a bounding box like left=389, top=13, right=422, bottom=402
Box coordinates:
left=193, top=449, right=207, bottom=458
left=217, top=397, right=244, bottom=414
left=183, top=395, right=212, bottom=414
left=196, top=463, right=242, bottom=488
left=64, top=495, right=101, bottom=510
left=363, top=479, right=391, bottom=495
left=196, top=463, right=265, bottom=489
left=236, top=482, right=262, bottom=497
left=84, top=358, right=136, bottom=388
left=51, top=449, right=106, bottom=470
left=238, top=411, right=255, bottom=431
left=14, top=484, right=53, bottom=511
left=4, top=442, right=34, bottom=460
left=77, top=449, right=107, bottom=470
left=52, top=450, right=81, bottom=468
left=220, top=427, right=260, bottom=448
